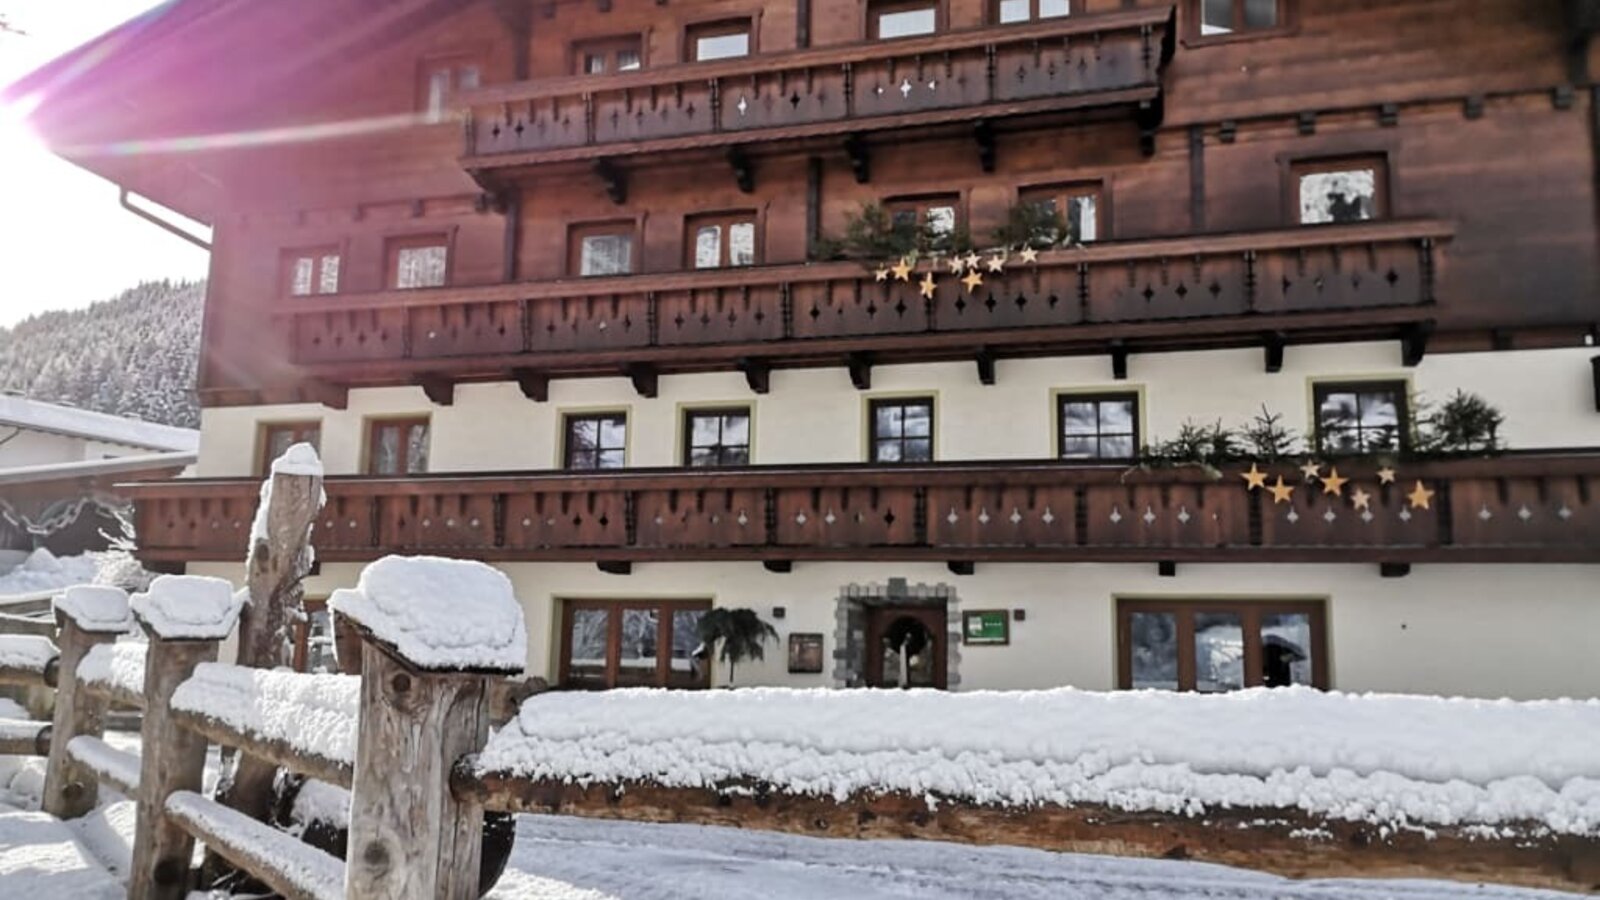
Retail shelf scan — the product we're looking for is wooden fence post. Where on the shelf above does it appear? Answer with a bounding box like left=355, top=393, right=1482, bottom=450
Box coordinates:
left=334, top=557, right=527, bottom=900
left=127, top=576, right=243, bottom=900
left=42, top=585, right=131, bottom=819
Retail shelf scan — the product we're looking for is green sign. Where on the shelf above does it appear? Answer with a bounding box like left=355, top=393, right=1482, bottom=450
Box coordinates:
left=962, top=610, right=1010, bottom=646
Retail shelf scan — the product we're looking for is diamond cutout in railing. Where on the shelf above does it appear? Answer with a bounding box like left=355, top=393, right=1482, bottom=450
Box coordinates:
left=795, top=511, right=809, bottom=525
left=1142, top=507, right=1156, bottom=525
left=1286, top=509, right=1300, bottom=523
left=978, top=508, right=991, bottom=525
left=1478, top=505, right=1493, bottom=521
left=947, top=508, right=960, bottom=525
left=1399, top=508, right=1413, bottom=522
left=1109, top=506, right=1123, bottom=524
left=1009, top=508, right=1023, bottom=525
left=1323, top=509, right=1337, bottom=523
left=1176, top=507, right=1192, bottom=524
left=1517, top=506, right=1533, bottom=522
left=1558, top=505, right=1573, bottom=520
left=1041, top=507, right=1055, bottom=525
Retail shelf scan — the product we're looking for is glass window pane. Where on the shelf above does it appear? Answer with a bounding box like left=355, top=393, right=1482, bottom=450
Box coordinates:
left=1061, top=401, right=1098, bottom=435
left=902, top=404, right=931, bottom=437
left=267, top=429, right=295, bottom=463
left=671, top=609, right=704, bottom=672
left=617, top=49, right=642, bottom=71
left=1068, top=194, right=1097, bottom=243
left=318, top=255, right=341, bottom=293
left=405, top=423, right=429, bottom=474
left=568, top=608, right=610, bottom=681
left=569, top=419, right=598, bottom=452
left=597, top=449, right=626, bottom=469
left=1260, top=612, right=1313, bottom=687
left=694, top=225, right=722, bottom=269
left=1299, top=168, right=1378, bottom=225
left=695, top=31, right=749, bottom=61
left=569, top=449, right=598, bottom=469
left=877, top=6, right=937, bottom=38
left=890, top=208, right=919, bottom=231
left=599, top=417, right=627, bottom=450
left=1319, top=392, right=1359, bottom=429
left=874, top=405, right=903, bottom=437
left=925, top=205, right=955, bottom=236
left=875, top=440, right=902, bottom=462
left=291, top=257, right=314, bottom=296
left=1130, top=611, right=1178, bottom=690
left=1061, top=435, right=1096, bottom=459
left=728, top=222, right=755, bottom=266
left=1243, top=0, right=1277, bottom=28
left=1039, top=0, right=1069, bottom=17
left=395, top=245, right=447, bottom=288
left=1100, top=435, right=1134, bottom=459
left=618, top=609, right=659, bottom=669
left=690, top=414, right=721, bottom=446
left=581, top=234, right=632, bottom=276
left=1194, top=612, right=1244, bottom=693
left=1100, top=399, right=1133, bottom=432
left=903, top=437, right=933, bottom=462
left=1201, top=0, right=1233, bottom=34
left=585, top=54, right=606, bottom=74
left=689, top=448, right=718, bottom=467
left=722, top=447, right=749, bottom=466
left=998, top=0, right=1030, bottom=22
left=721, top=413, right=749, bottom=446
left=373, top=426, right=399, bottom=475
left=1359, top=391, right=1400, bottom=427
left=427, top=69, right=451, bottom=115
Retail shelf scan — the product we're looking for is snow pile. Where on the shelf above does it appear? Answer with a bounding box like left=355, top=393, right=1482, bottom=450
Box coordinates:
left=77, top=641, right=147, bottom=698
left=0, top=806, right=123, bottom=899
left=0, top=635, right=56, bottom=674
left=329, top=555, right=526, bottom=673
left=478, top=687, right=1600, bottom=837
left=249, top=441, right=326, bottom=544
left=129, top=574, right=241, bottom=640
left=53, top=585, right=132, bottom=634
left=0, top=549, right=99, bottom=598
left=290, top=779, right=353, bottom=832
left=170, top=663, right=359, bottom=766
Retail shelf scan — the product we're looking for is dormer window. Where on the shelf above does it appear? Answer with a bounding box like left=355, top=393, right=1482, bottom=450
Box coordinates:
left=418, top=56, right=481, bottom=123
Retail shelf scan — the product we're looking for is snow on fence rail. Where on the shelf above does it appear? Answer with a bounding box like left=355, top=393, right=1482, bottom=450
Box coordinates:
left=77, top=641, right=149, bottom=710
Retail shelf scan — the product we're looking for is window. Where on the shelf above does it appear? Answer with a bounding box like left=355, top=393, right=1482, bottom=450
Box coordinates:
left=386, top=235, right=449, bottom=289
left=1118, top=600, right=1327, bottom=692
left=1314, top=380, right=1407, bottom=455
left=869, top=397, right=934, bottom=463
left=1020, top=184, right=1101, bottom=245
left=569, top=222, right=635, bottom=277
left=1293, top=157, right=1387, bottom=225
left=259, top=421, right=321, bottom=475
left=1058, top=392, right=1137, bottom=460
left=684, top=407, right=751, bottom=467
left=564, top=412, right=627, bottom=470
left=687, top=20, right=751, bottom=61
left=292, top=599, right=336, bottom=673
left=418, top=56, right=481, bottom=122
left=995, top=0, right=1067, bottom=24
left=686, top=213, right=757, bottom=269
left=871, top=0, right=939, bottom=38
left=366, top=417, right=430, bottom=475
left=885, top=195, right=959, bottom=248
left=1194, top=0, right=1283, bottom=36
left=283, top=248, right=341, bottom=297
left=574, top=36, right=643, bottom=75
left=561, top=599, right=712, bottom=689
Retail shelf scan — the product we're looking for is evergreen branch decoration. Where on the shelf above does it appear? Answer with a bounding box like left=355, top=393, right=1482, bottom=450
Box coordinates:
left=695, top=607, right=779, bottom=687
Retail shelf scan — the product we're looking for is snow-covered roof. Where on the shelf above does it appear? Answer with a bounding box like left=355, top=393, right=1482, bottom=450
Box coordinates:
left=0, top=395, right=198, bottom=452
left=0, top=451, right=196, bottom=486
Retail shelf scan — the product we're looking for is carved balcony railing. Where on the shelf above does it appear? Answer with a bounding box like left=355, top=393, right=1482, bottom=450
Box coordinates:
left=125, top=452, right=1599, bottom=565
left=459, top=7, right=1174, bottom=169
left=273, top=219, right=1451, bottom=391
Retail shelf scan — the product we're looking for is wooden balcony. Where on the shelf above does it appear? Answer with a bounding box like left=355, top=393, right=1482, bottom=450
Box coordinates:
left=125, top=452, right=1599, bottom=565
left=275, top=219, right=1451, bottom=396
left=460, top=8, right=1174, bottom=172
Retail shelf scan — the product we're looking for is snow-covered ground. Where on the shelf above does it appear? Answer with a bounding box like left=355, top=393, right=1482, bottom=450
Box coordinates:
left=0, top=549, right=101, bottom=598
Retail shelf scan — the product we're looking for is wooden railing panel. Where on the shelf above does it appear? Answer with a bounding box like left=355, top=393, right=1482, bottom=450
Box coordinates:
left=719, top=67, right=850, bottom=133
left=524, top=294, right=653, bottom=354
left=1081, top=482, right=1248, bottom=548
left=409, top=300, right=524, bottom=359
left=926, top=483, right=1080, bottom=548
left=654, top=285, right=786, bottom=346
left=773, top=485, right=921, bottom=547
left=312, top=494, right=379, bottom=556
left=1257, top=481, right=1435, bottom=549
left=293, top=309, right=407, bottom=365
left=848, top=53, right=992, bottom=120
left=790, top=278, right=932, bottom=338
left=633, top=488, right=769, bottom=549
left=1253, top=241, right=1428, bottom=315
left=1448, top=475, right=1596, bottom=549
left=376, top=492, right=498, bottom=553
left=1084, top=254, right=1251, bottom=322
left=503, top=490, right=630, bottom=550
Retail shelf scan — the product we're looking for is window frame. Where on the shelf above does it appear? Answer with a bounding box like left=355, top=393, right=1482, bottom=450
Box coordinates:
left=684, top=211, right=760, bottom=269
left=280, top=246, right=343, bottom=298
left=1311, top=379, right=1410, bottom=456
left=867, top=395, right=936, bottom=464
left=416, top=53, right=484, bottom=121
left=567, top=220, right=639, bottom=277
left=257, top=421, right=322, bottom=476
left=1184, top=0, right=1294, bottom=44
left=989, top=0, right=1069, bottom=25
left=1056, top=391, right=1139, bottom=461
left=384, top=232, right=453, bottom=290
left=572, top=34, right=645, bottom=75
left=868, top=0, right=943, bottom=39
left=1019, top=181, right=1108, bottom=244
left=1287, top=154, right=1391, bottom=227
left=685, top=18, right=755, bottom=62
left=682, top=405, right=753, bottom=468
left=882, top=193, right=963, bottom=246
left=364, top=416, right=431, bottom=476
left=558, top=598, right=713, bottom=689
left=1116, top=598, right=1329, bottom=692
left=562, top=411, right=629, bottom=470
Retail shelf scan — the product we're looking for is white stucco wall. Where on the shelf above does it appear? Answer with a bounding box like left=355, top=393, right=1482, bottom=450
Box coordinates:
left=195, top=343, right=1600, bottom=477
left=189, top=560, right=1600, bottom=701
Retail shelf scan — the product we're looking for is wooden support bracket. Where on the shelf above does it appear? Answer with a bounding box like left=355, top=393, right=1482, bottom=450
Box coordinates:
left=727, top=146, right=755, bottom=193
left=595, top=159, right=627, bottom=205
left=302, top=379, right=348, bottom=411
left=738, top=358, right=771, bottom=394
left=973, top=120, right=996, bottom=173
left=1110, top=340, right=1130, bottom=381
left=417, top=376, right=456, bottom=407
left=1158, top=560, right=1177, bottom=578
left=627, top=363, right=659, bottom=398
left=844, top=134, right=870, bottom=184
left=597, top=560, right=633, bottom=575
left=762, top=560, right=793, bottom=574
left=1380, top=562, right=1411, bottom=578
left=1136, top=97, right=1164, bottom=156
left=947, top=561, right=975, bottom=576
left=513, top=369, right=549, bottom=402
left=847, top=352, right=874, bottom=390
left=975, top=347, right=997, bottom=386
left=1263, top=332, right=1286, bottom=374
left=1400, top=322, right=1431, bottom=367
left=1590, top=354, right=1600, bottom=412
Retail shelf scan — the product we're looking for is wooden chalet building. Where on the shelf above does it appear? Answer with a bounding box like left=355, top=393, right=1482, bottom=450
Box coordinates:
left=11, top=0, right=1599, bottom=697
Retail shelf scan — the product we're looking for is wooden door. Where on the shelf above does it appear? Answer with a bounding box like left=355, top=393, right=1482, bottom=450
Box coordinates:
left=864, top=606, right=947, bottom=690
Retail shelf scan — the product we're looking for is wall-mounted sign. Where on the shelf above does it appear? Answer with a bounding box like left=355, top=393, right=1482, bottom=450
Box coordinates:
left=962, top=609, right=1010, bottom=646
left=788, top=633, right=825, bottom=673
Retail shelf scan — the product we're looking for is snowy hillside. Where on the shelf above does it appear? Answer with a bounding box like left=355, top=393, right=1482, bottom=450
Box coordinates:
left=0, top=280, right=203, bottom=428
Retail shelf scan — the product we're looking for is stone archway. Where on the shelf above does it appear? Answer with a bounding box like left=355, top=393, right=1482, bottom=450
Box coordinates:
left=832, top=578, right=962, bottom=690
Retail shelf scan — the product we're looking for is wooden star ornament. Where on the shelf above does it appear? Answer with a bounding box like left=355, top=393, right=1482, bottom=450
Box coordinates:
left=1298, top=460, right=1323, bottom=482
left=1018, top=245, right=1039, bottom=264
left=1407, top=480, right=1435, bottom=510
left=918, top=271, right=937, bottom=299
left=1377, top=466, right=1397, bottom=485
left=1241, top=463, right=1268, bottom=491
left=963, top=251, right=983, bottom=271
left=1319, top=467, right=1348, bottom=496
left=961, top=269, right=985, bottom=293
left=1350, top=487, right=1372, bottom=511
left=874, top=266, right=890, bottom=282
left=985, top=253, right=1006, bottom=273
left=890, top=258, right=913, bottom=282
left=947, top=255, right=967, bottom=275
left=1268, top=476, right=1295, bottom=505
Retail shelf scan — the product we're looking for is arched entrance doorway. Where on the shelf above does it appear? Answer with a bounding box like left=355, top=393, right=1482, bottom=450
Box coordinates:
left=865, top=606, right=947, bottom=689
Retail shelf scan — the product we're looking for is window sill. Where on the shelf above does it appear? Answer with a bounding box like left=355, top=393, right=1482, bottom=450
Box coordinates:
left=1181, top=24, right=1297, bottom=48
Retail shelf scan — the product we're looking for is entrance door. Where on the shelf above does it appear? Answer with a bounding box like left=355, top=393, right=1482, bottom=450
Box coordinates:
left=864, top=606, right=947, bottom=689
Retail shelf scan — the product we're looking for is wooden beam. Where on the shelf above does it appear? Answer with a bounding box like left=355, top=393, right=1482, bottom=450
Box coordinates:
left=805, top=157, right=822, bottom=259
left=1401, top=322, right=1431, bottom=367
left=1263, top=332, right=1286, bottom=373
left=973, top=119, right=996, bottom=173
left=418, top=376, right=455, bottom=406
left=847, top=352, right=873, bottom=390
left=1380, top=562, right=1411, bottom=578
left=947, top=561, right=975, bottom=576
left=738, top=358, right=771, bottom=394
left=1187, top=125, right=1205, bottom=232
left=1297, top=110, right=1317, bottom=135
left=302, top=379, right=347, bottom=411
left=1110, top=340, right=1129, bottom=380
left=727, top=146, right=755, bottom=193
left=597, top=560, right=632, bottom=575
left=1136, top=96, right=1163, bottom=156
left=43, top=615, right=121, bottom=819
left=595, top=159, right=627, bottom=204
left=844, top=134, right=870, bottom=184
left=627, top=363, right=659, bottom=398
left=762, top=560, right=793, bottom=573
left=513, top=369, right=549, bottom=402
left=1592, top=354, right=1600, bottom=412
left=974, top=348, right=996, bottom=386
left=1158, top=560, right=1177, bottom=577
left=1378, top=102, right=1400, bottom=127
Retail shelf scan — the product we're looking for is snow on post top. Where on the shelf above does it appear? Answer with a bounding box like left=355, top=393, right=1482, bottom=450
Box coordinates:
left=328, top=555, right=526, bottom=674
left=268, top=442, right=325, bottom=478
left=130, top=575, right=243, bottom=641
left=53, top=585, right=133, bottom=634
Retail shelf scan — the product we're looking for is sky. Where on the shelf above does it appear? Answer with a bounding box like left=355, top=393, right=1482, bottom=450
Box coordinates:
left=0, top=1, right=211, bottom=327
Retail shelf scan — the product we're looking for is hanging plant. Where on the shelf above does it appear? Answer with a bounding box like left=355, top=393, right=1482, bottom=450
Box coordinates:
left=814, top=203, right=974, bottom=265
left=695, top=607, right=779, bottom=687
